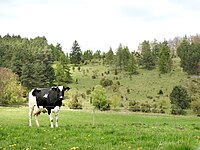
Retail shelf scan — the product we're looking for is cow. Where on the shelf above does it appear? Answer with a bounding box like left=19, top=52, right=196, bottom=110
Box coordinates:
left=28, top=86, right=70, bottom=128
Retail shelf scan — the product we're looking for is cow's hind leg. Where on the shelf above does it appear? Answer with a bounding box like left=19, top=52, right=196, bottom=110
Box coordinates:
left=34, top=107, right=40, bottom=127
left=35, top=114, right=40, bottom=127
left=55, top=111, right=60, bottom=128
left=29, top=106, right=34, bottom=127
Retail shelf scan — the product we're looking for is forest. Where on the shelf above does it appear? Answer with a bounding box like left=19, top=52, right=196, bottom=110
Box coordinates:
left=0, top=34, right=199, bottom=115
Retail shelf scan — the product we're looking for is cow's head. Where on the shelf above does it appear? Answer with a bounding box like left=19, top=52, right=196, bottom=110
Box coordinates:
left=32, top=89, right=42, bottom=96
left=56, top=86, right=70, bottom=100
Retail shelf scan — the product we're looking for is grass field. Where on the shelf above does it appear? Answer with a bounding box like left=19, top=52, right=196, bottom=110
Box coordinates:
left=68, top=58, right=188, bottom=111
left=1, top=107, right=200, bottom=150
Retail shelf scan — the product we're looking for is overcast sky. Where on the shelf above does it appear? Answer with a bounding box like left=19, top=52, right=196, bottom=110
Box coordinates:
left=0, top=0, right=200, bottom=53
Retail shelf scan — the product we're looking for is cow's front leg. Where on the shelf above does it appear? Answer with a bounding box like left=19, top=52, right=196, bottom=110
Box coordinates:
left=55, top=112, right=59, bottom=128
left=48, top=112, right=54, bottom=128
left=54, top=106, right=60, bottom=128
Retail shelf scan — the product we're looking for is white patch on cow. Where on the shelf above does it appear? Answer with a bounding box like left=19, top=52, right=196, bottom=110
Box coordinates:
left=58, top=86, right=64, bottom=91
left=43, top=94, right=48, bottom=98
left=51, top=106, right=60, bottom=114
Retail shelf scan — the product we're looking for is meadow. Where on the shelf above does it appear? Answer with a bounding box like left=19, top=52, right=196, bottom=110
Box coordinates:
left=1, top=107, right=200, bottom=150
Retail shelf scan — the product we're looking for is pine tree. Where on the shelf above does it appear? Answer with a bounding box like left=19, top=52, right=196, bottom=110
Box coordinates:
left=127, top=52, right=138, bottom=75
left=116, top=44, right=123, bottom=70
left=70, top=40, right=82, bottom=65
left=158, top=41, right=172, bottom=73
left=105, top=47, right=114, bottom=66
left=141, top=40, right=155, bottom=70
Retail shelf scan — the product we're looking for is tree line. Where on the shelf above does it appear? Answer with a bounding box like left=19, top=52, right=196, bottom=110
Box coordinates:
left=0, top=34, right=199, bottom=105
left=70, top=35, right=200, bottom=75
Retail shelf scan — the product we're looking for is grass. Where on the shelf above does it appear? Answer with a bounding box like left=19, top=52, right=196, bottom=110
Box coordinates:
left=68, top=58, right=188, bottom=110
left=1, top=107, right=200, bottom=150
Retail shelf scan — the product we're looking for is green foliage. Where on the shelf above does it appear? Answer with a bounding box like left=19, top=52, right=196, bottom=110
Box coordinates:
left=68, top=90, right=82, bottom=109
left=127, top=52, right=138, bottom=75
left=70, top=40, right=82, bottom=65
left=170, top=85, right=191, bottom=115
left=93, top=50, right=101, bottom=60
left=0, top=34, right=68, bottom=89
left=177, top=39, right=200, bottom=75
left=82, top=49, right=93, bottom=62
left=54, top=61, right=72, bottom=85
left=100, top=78, right=113, bottom=87
left=140, top=40, right=155, bottom=70
left=0, top=68, right=25, bottom=104
left=91, top=85, right=110, bottom=110
left=105, top=47, right=114, bottom=65
left=115, top=44, right=131, bottom=70
left=158, top=41, right=172, bottom=73
left=109, top=95, right=120, bottom=108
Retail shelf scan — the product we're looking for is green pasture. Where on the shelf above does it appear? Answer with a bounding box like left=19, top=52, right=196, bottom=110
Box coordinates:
left=1, top=107, right=200, bottom=150
left=69, top=58, right=188, bottom=110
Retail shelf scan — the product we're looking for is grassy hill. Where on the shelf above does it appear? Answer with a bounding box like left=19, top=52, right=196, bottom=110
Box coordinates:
left=66, top=58, right=188, bottom=112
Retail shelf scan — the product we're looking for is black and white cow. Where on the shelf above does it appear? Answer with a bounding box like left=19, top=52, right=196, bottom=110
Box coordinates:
left=29, top=86, right=70, bottom=128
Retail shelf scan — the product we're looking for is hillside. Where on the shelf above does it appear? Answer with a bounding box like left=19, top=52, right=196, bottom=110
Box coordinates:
left=66, top=57, right=188, bottom=112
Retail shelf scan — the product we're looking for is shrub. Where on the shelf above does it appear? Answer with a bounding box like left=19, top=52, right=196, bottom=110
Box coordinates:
left=100, top=78, right=113, bottom=87
left=68, top=90, right=82, bottom=109
left=140, top=102, right=151, bottom=113
left=86, top=89, right=91, bottom=95
left=170, top=85, right=191, bottom=115
left=91, top=85, right=110, bottom=111
left=191, top=99, right=200, bottom=116
left=0, top=68, right=25, bottom=105
left=171, top=105, right=186, bottom=115
left=158, top=89, right=164, bottom=95
left=129, top=101, right=141, bottom=112
left=110, top=95, right=120, bottom=109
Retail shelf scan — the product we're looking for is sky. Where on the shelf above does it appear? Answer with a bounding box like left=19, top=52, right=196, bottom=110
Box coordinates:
left=0, top=0, right=200, bottom=53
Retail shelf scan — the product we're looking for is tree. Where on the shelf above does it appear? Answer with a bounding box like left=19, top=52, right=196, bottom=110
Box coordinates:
left=82, top=50, right=93, bottom=62
left=122, top=46, right=130, bottom=71
left=70, top=40, right=82, bottom=65
left=54, top=61, right=72, bottom=85
left=151, top=39, right=160, bottom=63
left=115, top=43, right=123, bottom=70
left=93, top=50, right=101, bottom=60
left=91, top=85, right=110, bottom=110
left=105, top=47, right=114, bottom=66
left=140, top=40, right=155, bottom=70
left=177, top=39, right=200, bottom=75
left=127, top=52, right=138, bottom=75
left=170, top=85, right=191, bottom=115
left=0, top=68, right=25, bottom=104
left=158, top=41, right=172, bottom=73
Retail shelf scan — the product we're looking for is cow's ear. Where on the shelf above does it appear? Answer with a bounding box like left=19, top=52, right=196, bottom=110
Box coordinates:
left=32, top=89, right=41, bottom=96
left=52, top=87, right=58, bottom=91
left=64, top=87, right=71, bottom=91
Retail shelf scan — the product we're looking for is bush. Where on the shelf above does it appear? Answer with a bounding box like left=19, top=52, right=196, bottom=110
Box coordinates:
left=158, top=89, right=164, bottom=95
left=171, top=105, right=186, bottom=115
left=110, top=95, right=120, bottom=109
left=129, top=101, right=141, bottom=112
left=0, top=68, right=25, bottom=105
left=100, top=78, right=113, bottom=87
left=91, top=85, right=110, bottom=111
left=68, top=90, right=82, bottom=109
left=140, top=102, right=151, bottom=113
left=170, top=85, right=191, bottom=115
left=191, top=99, right=200, bottom=116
